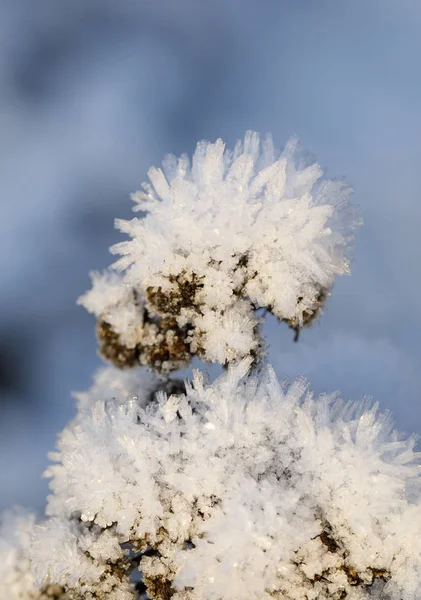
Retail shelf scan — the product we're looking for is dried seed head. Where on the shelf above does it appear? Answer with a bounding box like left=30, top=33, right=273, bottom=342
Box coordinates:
left=97, top=312, right=193, bottom=374
left=146, top=271, right=204, bottom=317
left=97, top=320, right=140, bottom=369
left=137, top=318, right=192, bottom=373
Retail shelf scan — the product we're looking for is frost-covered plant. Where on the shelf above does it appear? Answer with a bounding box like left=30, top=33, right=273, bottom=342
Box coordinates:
left=79, top=132, right=356, bottom=372
left=2, top=132, right=421, bottom=600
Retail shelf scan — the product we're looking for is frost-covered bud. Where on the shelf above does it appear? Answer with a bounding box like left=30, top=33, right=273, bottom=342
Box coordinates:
left=27, top=362, right=421, bottom=600
left=79, top=272, right=193, bottom=372
left=80, top=132, right=359, bottom=372
left=78, top=271, right=144, bottom=350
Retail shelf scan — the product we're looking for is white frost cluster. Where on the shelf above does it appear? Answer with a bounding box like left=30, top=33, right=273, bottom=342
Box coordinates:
left=0, top=509, right=38, bottom=600
left=6, top=130, right=417, bottom=600
left=25, top=361, right=421, bottom=599
left=80, top=132, right=359, bottom=368
left=25, top=518, right=133, bottom=600
left=78, top=270, right=144, bottom=349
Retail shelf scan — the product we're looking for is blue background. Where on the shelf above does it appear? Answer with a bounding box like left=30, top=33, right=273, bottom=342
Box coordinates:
left=1, top=0, right=421, bottom=512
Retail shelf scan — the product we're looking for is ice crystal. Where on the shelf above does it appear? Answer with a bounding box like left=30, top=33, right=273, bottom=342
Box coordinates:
left=0, top=510, right=38, bottom=600
left=78, top=271, right=144, bottom=350
left=25, top=518, right=134, bottom=600
left=23, top=362, right=421, bottom=600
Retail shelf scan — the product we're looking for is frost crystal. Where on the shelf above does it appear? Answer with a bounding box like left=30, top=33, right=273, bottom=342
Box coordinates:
left=79, top=132, right=359, bottom=372
left=0, top=510, right=38, bottom=600
left=25, top=362, right=421, bottom=600
left=78, top=271, right=144, bottom=351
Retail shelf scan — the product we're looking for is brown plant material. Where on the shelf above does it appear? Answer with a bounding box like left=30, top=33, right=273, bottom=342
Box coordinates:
left=96, top=267, right=329, bottom=373
left=143, top=575, right=175, bottom=600
left=318, top=523, right=341, bottom=554
left=96, top=314, right=193, bottom=374
left=285, top=287, right=330, bottom=342
left=342, top=564, right=363, bottom=586
left=97, top=320, right=140, bottom=369
left=369, top=568, right=391, bottom=582
left=140, top=318, right=192, bottom=372
left=301, top=521, right=392, bottom=598
left=147, top=272, right=204, bottom=317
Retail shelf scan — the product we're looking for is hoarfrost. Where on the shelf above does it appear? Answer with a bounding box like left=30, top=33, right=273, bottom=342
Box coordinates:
left=5, top=131, right=418, bottom=600
left=24, top=362, right=421, bottom=599
left=80, top=132, right=360, bottom=371
left=0, top=510, right=38, bottom=600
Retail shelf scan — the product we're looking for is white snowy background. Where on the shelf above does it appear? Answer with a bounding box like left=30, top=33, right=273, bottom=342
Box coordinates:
left=1, top=0, right=421, bottom=512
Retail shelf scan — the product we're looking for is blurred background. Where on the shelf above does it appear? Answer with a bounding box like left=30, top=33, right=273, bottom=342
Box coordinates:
left=1, top=0, right=421, bottom=512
